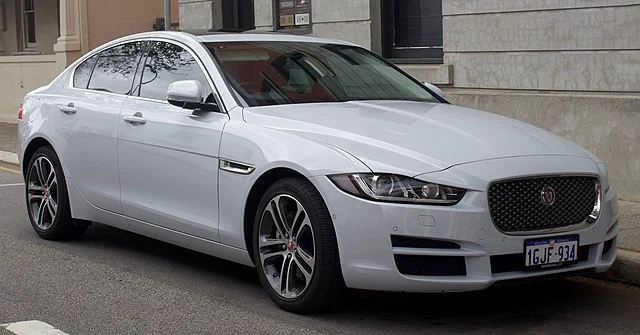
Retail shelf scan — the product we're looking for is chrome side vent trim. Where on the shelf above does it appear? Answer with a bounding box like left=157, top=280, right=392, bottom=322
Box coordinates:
left=219, top=159, right=255, bottom=175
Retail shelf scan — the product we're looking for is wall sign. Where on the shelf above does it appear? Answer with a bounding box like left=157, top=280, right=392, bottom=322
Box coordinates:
left=274, top=0, right=311, bottom=33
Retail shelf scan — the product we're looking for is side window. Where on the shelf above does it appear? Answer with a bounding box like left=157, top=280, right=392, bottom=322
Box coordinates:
left=73, top=55, right=98, bottom=89
left=137, top=42, right=213, bottom=102
left=88, top=42, right=146, bottom=95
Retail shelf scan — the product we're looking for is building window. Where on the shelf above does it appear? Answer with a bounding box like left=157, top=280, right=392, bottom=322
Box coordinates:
left=22, top=0, right=36, bottom=49
left=220, top=0, right=255, bottom=32
left=383, top=0, right=443, bottom=64
left=1, top=1, right=8, bottom=32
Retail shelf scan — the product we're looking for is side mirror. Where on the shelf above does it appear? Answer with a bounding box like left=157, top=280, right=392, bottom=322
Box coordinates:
left=167, top=80, right=219, bottom=112
left=422, top=82, right=446, bottom=100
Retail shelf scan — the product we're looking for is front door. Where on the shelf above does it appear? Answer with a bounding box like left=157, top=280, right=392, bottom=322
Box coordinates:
left=117, top=41, right=227, bottom=241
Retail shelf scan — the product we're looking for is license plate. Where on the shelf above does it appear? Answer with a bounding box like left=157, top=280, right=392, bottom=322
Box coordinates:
left=524, top=235, right=579, bottom=269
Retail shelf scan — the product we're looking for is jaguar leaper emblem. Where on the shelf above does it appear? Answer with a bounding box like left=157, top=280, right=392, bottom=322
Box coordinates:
left=541, top=186, right=556, bottom=207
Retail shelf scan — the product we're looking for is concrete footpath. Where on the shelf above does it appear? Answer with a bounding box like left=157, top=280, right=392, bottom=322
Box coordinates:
left=0, top=122, right=18, bottom=154
left=1, top=121, right=640, bottom=286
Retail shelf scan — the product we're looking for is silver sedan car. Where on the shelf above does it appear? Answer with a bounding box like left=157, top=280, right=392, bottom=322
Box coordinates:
left=18, top=31, right=618, bottom=313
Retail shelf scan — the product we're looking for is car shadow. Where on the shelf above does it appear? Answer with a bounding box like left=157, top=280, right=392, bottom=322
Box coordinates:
left=61, top=222, right=631, bottom=333
left=65, top=222, right=260, bottom=287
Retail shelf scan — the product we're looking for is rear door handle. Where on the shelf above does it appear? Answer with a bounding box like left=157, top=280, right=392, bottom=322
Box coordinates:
left=59, top=103, right=76, bottom=115
left=123, top=115, right=147, bottom=125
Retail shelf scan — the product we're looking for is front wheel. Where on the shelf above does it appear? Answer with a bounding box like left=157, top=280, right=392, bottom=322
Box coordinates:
left=253, top=177, right=345, bottom=313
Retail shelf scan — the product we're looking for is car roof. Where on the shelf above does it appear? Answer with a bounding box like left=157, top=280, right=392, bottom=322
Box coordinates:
left=110, top=30, right=358, bottom=47
left=196, top=31, right=357, bottom=46
left=52, top=30, right=360, bottom=90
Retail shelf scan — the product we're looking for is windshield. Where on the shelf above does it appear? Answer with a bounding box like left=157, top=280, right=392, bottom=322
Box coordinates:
left=203, top=41, right=439, bottom=107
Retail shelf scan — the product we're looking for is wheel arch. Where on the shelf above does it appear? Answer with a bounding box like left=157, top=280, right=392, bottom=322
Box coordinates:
left=22, top=137, right=54, bottom=177
left=219, top=121, right=370, bottom=262
left=243, top=167, right=308, bottom=264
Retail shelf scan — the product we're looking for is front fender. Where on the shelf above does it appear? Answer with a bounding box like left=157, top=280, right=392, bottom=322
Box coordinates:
left=217, top=121, right=371, bottom=250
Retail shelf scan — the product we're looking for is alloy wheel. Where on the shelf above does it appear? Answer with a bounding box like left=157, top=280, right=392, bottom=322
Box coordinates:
left=258, top=194, right=316, bottom=299
left=27, top=156, right=58, bottom=230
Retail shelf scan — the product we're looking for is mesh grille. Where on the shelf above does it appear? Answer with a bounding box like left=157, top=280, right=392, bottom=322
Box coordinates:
left=488, top=176, right=598, bottom=233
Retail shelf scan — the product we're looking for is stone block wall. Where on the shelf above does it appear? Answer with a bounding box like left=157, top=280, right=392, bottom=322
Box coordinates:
left=179, top=0, right=224, bottom=31
left=254, top=0, right=374, bottom=49
left=442, top=0, right=640, bottom=92
left=439, top=0, right=640, bottom=200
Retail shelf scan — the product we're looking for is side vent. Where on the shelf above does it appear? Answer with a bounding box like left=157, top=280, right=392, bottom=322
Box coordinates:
left=391, top=235, right=461, bottom=249
left=219, top=159, right=255, bottom=175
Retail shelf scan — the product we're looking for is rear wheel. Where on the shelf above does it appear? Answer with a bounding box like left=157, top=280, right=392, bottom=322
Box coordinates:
left=26, top=146, right=90, bottom=240
left=253, top=177, right=345, bottom=313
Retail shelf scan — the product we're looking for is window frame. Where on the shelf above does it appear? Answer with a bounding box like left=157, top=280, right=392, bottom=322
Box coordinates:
left=69, top=38, right=221, bottom=108
left=72, top=54, right=99, bottom=89
left=68, top=38, right=147, bottom=97
left=130, top=40, right=218, bottom=105
left=382, top=0, right=444, bottom=64
left=22, top=0, right=36, bottom=50
left=128, top=39, right=215, bottom=106
left=85, top=41, right=148, bottom=96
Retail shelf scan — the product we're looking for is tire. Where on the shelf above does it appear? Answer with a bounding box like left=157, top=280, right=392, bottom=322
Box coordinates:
left=253, top=177, right=345, bottom=313
left=25, top=146, right=90, bottom=240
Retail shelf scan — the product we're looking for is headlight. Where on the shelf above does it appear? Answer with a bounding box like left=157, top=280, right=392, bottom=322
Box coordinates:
left=328, top=173, right=466, bottom=205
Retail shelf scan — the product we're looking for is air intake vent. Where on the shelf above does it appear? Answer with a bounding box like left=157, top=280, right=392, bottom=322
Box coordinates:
left=391, top=235, right=461, bottom=249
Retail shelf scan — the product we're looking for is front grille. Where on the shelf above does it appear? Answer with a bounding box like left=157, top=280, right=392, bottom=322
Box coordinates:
left=488, top=176, right=598, bottom=233
left=394, top=255, right=466, bottom=276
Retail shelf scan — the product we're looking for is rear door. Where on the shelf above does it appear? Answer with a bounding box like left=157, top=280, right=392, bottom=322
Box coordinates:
left=117, top=40, right=228, bottom=241
left=54, top=41, right=147, bottom=213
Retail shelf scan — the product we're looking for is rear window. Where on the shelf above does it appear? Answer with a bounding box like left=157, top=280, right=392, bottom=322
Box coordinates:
left=87, top=42, right=146, bottom=95
left=73, top=55, right=98, bottom=89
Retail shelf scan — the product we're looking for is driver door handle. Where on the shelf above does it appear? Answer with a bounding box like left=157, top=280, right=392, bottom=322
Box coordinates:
left=59, top=104, right=77, bottom=115
left=123, top=114, right=147, bottom=125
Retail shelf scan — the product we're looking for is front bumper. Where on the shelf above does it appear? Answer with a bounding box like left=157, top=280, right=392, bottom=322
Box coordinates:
left=311, top=156, right=618, bottom=292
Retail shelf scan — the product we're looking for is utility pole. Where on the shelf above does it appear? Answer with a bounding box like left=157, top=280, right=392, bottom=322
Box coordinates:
left=164, top=0, right=171, bottom=30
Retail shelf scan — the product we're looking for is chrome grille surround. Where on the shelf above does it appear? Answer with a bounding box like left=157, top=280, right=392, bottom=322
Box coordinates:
left=488, top=175, right=601, bottom=235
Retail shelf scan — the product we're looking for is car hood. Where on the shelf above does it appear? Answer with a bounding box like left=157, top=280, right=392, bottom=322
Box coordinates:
left=242, top=101, right=589, bottom=176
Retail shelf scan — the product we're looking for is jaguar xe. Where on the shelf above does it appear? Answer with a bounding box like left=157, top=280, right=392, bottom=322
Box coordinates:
left=17, top=31, right=618, bottom=313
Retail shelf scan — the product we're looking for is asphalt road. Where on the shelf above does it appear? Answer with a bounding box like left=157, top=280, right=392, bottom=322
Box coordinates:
left=1, top=163, right=640, bottom=335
